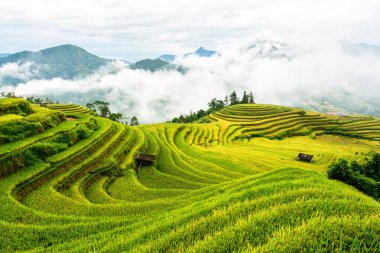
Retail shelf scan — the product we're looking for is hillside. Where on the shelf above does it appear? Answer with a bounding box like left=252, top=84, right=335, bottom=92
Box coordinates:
left=0, top=45, right=110, bottom=85
left=129, top=58, right=170, bottom=72
left=0, top=99, right=379, bottom=252
left=0, top=53, right=11, bottom=58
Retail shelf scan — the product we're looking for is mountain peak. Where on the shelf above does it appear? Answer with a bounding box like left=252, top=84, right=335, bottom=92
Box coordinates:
left=130, top=58, right=170, bottom=72
left=157, top=54, right=176, bottom=62
left=0, top=44, right=110, bottom=85
left=184, top=47, right=217, bottom=58
left=197, top=47, right=210, bottom=51
left=39, top=44, right=90, bottom=54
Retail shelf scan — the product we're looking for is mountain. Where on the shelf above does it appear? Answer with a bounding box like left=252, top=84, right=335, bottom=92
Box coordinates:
left=185, top=47, right=217, bottom=57
left=246, top=40, right=291, bottom=59
left=129, top=58, right=170, bottom=72
left=157, top=54, right=176, bottom=62
left=297, top=93, right=380, bottom=117
left=157, top=47, right=217, bottom=62
left=0, top=53, right=11, bottom=58
left=341, top=40, right=380, bottom=57
left=0, top=44, right=110, bottom=85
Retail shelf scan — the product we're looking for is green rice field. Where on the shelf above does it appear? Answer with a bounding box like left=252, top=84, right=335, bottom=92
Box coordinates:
left=0, top=99, right=379, bottom=252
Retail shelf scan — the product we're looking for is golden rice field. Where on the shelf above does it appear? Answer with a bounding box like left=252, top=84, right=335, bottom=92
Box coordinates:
left=0, top=99, right=379, bottom=252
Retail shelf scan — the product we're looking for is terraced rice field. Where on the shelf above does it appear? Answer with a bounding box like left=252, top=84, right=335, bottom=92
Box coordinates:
left=47, top=103, right=98, bottom=116
left=1, top=100, right=379, bottom=252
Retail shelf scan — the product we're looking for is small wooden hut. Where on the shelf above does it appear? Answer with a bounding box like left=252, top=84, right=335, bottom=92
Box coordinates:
left=297, top=153, right=313, bottom=162
left=135, top=154, right=156, bottom=172
left=40, top=102, right=48, bottom=107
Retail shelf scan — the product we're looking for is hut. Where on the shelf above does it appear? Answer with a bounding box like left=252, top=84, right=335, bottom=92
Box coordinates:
left=297, top=153, right=314, bottom=162
left=135, top=153, right=156, bottom=172
left=40, top=102, right=48, bottom=107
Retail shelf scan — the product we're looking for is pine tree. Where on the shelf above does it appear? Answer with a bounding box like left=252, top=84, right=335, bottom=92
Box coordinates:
left=230, top=91, right=238, bottom=105
left=130, top=116, right=139, bottom=126
left=242, top=90, right=248, bottom=104
left=249, top=92, right=255, bottom=104
left=224, top=95, right=229, bottom=106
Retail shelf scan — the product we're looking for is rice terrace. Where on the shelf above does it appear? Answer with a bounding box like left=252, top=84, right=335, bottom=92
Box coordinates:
left=0, top=97, right=379, bottom=252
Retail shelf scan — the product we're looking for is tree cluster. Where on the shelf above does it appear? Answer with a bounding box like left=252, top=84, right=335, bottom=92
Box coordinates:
left=327, top=153, right=380, bottom=199
left=86, top=100, right=139, bottom=125
left=1, top=91, right=59, bottom=104
left=227, top=90, right=255, bottom=105
left=25, top=96, right=57, bottom=104
left=0, top=91, right=17, bottom=98
left=171, top=90, right=255, bottom=123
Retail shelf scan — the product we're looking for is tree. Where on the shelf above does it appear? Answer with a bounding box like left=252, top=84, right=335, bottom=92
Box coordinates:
left=364, top=153, right=380, bottom=181
left=26, top=96, right=35, bottom=103
left=0, top=92, right=16, bottom=98
left=196, top=109, right=207, bottom=119
left=327, top=159, right=351, bottom=182
left=130, top=116, right=139, bottom=126
left=94, top=100, right=110, bottom=117
left=229, top=91, right=239, bottom=105
left=208, top=98, right=224, bottom=112
left=109, top=113, right=123, bottom=123
left=241, top=90, right=249, bottom=104
left=327, top=156, right=380, bottom=200
left=224, top=96, right=229, bottom=106
left=34, top=98, right=42, bottom=104
left=86, top=103, right=95, bottom=111
left=249, top=92, right=255, bottom=104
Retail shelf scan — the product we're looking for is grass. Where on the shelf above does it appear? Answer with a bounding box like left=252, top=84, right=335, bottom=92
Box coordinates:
left=0, top=99, right=379, bottom=252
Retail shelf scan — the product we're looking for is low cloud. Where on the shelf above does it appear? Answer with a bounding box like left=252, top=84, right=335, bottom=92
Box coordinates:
left=0, top=62, right=38, bottom=83
left=2, top=38, right=380, bottom=122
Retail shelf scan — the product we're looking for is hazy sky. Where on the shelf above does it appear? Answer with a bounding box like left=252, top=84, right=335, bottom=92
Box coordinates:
left=1, top=0, right=380, bottom=61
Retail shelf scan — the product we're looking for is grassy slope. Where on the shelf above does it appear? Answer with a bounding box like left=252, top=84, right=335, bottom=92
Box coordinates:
left=0, top=100, right=379, bottom=252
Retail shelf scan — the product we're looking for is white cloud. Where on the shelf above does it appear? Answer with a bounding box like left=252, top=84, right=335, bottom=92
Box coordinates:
left=3, top=38, right=380, bottom=123
left=0, top=62, right=38, bottom=82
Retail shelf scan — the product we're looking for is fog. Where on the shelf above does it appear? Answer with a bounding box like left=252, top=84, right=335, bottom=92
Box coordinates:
left=2, top=38, right=380, bottom=123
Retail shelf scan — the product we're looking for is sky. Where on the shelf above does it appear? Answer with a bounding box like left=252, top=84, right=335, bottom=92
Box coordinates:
left=1, top=0, right=380, bottom=123
left=1, top=0, right=380, bottom=61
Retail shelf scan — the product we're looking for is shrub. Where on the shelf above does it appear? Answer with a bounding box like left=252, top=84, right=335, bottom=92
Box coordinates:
left=0, top=121, right=42, bottom=144
left=51, top=132, right=76, bottom=146
left=327, top=154, right=380, bottom=200
left=0, top=151, right=26, bottom=176
left=28, top=142, right=68, bottom=160
left=75, top=124, right=93, bottom=140
left=0, top=98, right=32, bottom=116
left=24, top=149, right=42, bottom=166
left=327, top=159, right=351, bottom=182
left=364, top=153, right=380, bottom=181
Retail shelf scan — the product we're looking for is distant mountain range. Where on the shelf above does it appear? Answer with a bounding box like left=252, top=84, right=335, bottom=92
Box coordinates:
left=134, top=47, right=217, bottom=72
left=0, top=44, right=110, bottom=85
left=157, top=54, right=176, bottom=62
left=0, top=53, right=11, bottom=58
left=1, top=42, right=379, bottom=117
left=297, top=93, right=380, bottom=117
left=130, top=58, right=170, bottom=72
left=0, top=45, right=217, bottom=84
left=157, top=47, right=217, bottom=63
left=341, top=40, right=380, bottom=57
